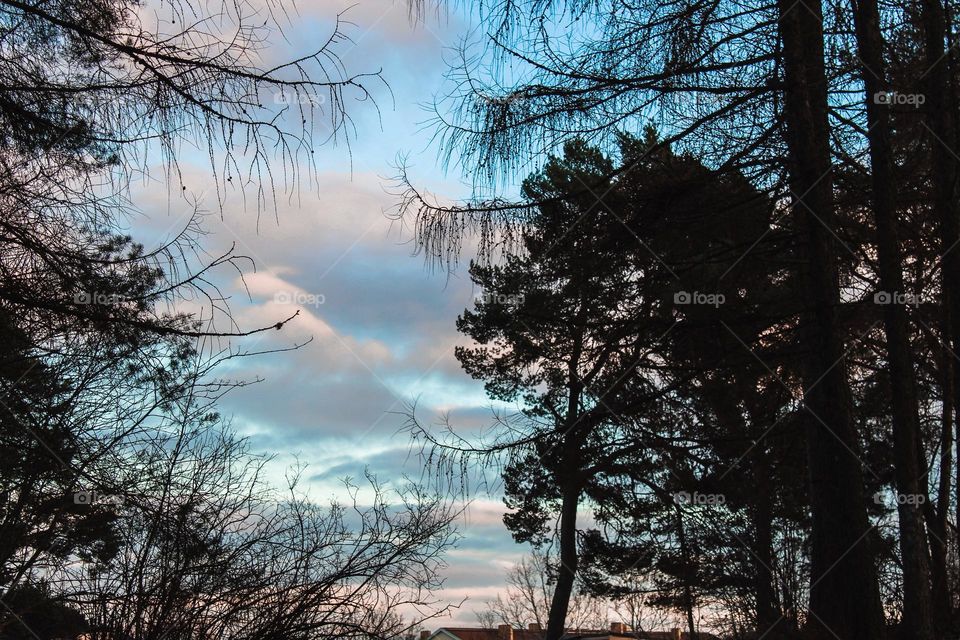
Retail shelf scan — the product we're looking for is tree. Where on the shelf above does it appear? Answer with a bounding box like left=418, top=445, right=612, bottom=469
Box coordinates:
left=917, top=0, right=960, bottom=626
left=413, top=133, right=800, bottom=639
left=410, top=138, right=676, bottom=640
left=849, top=0, right=935, bottom=635
left=53, top=414, right=462, bottom=640
left=0, top=307, right=122, bottom=588
left=397, top=0, right=960, bottom=635
left=0, top=2, right=463, bottom=639
left=478, top=551, right=607, bottom=632
left=572, top=130, right=809, bottom=638
left=0, top=0, right=370, bottom=592
left=0, top=583, right=88, bottom=640
left=773, top=0, right=886, bottom=636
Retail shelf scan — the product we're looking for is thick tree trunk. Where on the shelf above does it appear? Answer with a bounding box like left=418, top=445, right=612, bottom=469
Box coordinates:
left=545, top=483, right=580, bottom=640
left=775, top=1, right=886, bottom=638
left=920, top=0, right=960, bottom=625
left=851, top=1, right=935, bottom=637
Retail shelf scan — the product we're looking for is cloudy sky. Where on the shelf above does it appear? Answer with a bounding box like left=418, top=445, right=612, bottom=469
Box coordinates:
left=129, top=0, right=528, bottom=626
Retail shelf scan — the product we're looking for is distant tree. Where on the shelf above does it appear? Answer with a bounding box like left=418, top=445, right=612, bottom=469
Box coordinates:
left=478, top=550, right=607, bottom=632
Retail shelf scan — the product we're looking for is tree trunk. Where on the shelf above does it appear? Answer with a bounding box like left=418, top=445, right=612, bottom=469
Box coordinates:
left=924, top=388, right=952, bottom=626
left=775, top=0, right=886, bottom=638
left=544, top=313, right=588, bottom=640
left=545, top=482, right=580, bottom=640
left=920, top=0, right=960, bottom=625
left=851, top=0, right=935, bottom=637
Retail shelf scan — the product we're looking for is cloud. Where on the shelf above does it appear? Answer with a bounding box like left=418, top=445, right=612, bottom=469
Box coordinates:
left=130, top=162, right=503, bottom=504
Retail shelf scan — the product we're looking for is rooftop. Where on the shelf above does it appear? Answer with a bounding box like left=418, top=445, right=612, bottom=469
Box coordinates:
left=420, top=623, right=709, bottom=640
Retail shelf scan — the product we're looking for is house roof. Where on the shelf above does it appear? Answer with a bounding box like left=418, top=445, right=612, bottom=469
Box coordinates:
left=563, top=634, right=700, bottom=640
left=429, top=629, right=546, bottom=640
left=427, top=628, right=709, bottom=640
left=559, top=634, right=697, bottom=640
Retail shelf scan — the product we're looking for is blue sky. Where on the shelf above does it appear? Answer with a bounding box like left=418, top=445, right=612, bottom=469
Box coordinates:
left=127, top=0, right=530, bottom=626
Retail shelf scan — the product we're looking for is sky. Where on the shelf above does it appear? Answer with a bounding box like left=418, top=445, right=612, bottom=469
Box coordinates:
left=127, top=0, right=530, bottom=627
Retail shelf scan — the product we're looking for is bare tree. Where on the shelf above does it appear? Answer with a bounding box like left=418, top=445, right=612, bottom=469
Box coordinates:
left=0, top=0, right=388, bottom=605
left=478, top=551, right=607, bottom=632
left=50, top=417, right=462, bottom=640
